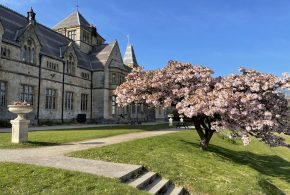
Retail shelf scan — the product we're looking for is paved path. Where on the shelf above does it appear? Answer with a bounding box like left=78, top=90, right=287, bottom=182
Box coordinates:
left=0, top=130, right=177, bottom=179
left=0, top=122, right=167, bottom=132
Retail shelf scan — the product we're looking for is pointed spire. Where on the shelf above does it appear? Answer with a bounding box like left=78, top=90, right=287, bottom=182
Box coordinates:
left=123, top=42, right=138, bottom=68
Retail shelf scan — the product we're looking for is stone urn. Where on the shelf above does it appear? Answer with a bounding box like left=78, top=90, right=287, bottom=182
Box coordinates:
left=168, top=114, right=174, bottom=127
left=8, top=104, right=33, bottom=143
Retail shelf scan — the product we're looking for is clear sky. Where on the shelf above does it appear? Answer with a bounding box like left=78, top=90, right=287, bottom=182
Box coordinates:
left=1, top=0, right=290, bottom=76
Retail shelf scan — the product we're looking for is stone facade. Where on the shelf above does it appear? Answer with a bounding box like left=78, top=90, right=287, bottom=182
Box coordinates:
left=0, top=5, right=165, bottom=125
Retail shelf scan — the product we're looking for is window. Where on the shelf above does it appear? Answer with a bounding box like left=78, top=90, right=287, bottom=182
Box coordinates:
left=22, top=39, right=35, bottom=64
left=65, top=91, right=73, bottom=110
left=132, top=104, right=136, bottom=114
left=20, top=84, right=34, bottom=105
left=112, top=73, right=116, bottom=84
left=82, top=31, right=90, bottom=43
left=68, top=30, right=76, bottom=40
left=123, top=106, right=127, bottom=115
left=0, top=81, right=6, bottom=106
left=81, top=72, right=90, bottom=80
left=47, top=61, right=59, bottom=71
left=45, top=89, right=56, bottom=109
left=81, top=94, right=88, bottom=111
left=66, top=54, right=75, bottom=75
left=112, top=95, right=116, bottom=115
left=1, top=47, right=10, bottom=58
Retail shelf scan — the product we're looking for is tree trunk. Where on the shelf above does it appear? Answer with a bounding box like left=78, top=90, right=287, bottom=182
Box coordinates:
left=193, top=116, right=215, bottom=151
left=200, top=138, right=210, bottom=151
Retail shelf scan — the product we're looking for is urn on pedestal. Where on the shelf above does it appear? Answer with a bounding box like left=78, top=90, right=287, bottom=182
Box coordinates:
left=8, top=102, right=33, bottom=143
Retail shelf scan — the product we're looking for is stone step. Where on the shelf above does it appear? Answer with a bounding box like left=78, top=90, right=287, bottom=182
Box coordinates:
left=118, top=165, right=144, bottom=182
left=128, top=171, right=158, bottom=189
left=147, top=177, right=170, bottom=194
left=165, top=185, right=185, bottom=195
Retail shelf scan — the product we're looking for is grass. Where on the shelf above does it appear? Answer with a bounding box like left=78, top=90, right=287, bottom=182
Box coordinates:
left=0, top=124, right=169, bottom=149
left=71, top=130, right=290, bottom=195
left=0, top=162, right=147, bottom=195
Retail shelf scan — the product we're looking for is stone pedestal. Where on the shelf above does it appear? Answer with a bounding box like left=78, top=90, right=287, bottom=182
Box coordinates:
left=8, top=104, right=33, bottom=144
left=169, top=118, right=173, bottom=127
left=10, top=119, right=30, bottom=143
left=168, top=114, right=174, bottom=127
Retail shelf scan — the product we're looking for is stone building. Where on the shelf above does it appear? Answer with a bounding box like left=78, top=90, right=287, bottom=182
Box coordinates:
left=0, top=5, right=164, bottom=125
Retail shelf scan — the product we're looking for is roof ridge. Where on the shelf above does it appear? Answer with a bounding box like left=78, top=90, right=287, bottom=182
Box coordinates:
left=0, top=4, right=27, bottom=19
left=77, top=11, right=90, bottom=26
left=76, top=11, right=81, bottom=26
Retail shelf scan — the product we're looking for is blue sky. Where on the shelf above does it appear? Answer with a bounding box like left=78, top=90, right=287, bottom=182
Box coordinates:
left=1, top=0, right=290, bottom=76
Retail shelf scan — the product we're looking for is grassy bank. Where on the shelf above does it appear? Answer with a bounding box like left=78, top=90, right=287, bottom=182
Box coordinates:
left=0, top=162, right=147, bottom=195
left=71, top=130, right=290, bottom=194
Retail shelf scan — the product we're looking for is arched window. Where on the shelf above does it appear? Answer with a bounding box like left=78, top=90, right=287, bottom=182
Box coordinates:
left=66, top=54, right=75, bottom=75
left=22, top=38, right=36, bottom=64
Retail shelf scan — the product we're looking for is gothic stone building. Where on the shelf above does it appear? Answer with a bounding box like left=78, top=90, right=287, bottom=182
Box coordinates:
left=0, top=5, right=160, bottom=124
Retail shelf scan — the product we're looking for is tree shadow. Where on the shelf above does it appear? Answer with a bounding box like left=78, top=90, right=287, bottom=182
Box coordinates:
left=181, top=140, right=290, bottom=184
left=24, top=141, right=60, bottom=147
left=258, top=178, right=286, bottom=195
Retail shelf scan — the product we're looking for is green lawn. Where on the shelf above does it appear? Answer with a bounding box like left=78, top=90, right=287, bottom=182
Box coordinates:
left=71, top=130, right=290, bottom=195
left=0, top=162, right=147, bottom=195
left=0, top=124, right=169, bottom=149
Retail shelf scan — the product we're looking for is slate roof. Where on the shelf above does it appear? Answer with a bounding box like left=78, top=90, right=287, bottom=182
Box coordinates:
left=90, top=43, right=115, bottom=70
left=123, top=44, right=138, bottom=67
left=0, top=5, right=71, bottom=60
left=52, top=11, right=91, bottom=30
left=0, top=5, right=132, bottom=72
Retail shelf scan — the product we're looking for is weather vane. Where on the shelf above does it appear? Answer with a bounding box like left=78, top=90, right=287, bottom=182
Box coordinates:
left=76, top=0, right=79, bottom=11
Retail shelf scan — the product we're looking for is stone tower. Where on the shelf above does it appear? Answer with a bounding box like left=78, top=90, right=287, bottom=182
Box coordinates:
left=52, top=10, right=105, bottom=54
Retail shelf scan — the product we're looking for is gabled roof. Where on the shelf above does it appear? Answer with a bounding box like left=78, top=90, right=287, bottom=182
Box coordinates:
left=90, top=43, right=115, bottom=70
left=0, top=5, right=92, bottom=69
left=52, top=11, right=91, bottom=30
left=123, top=44, right=138, bottom=67
left=0, top=5, right=129, bottom=72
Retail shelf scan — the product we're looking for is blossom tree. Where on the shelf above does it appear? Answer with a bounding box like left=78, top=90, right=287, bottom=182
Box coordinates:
left=115, top=60, right=290, bottom=150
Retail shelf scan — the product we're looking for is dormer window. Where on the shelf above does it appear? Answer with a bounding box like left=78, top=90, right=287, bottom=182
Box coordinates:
left=68, top=30, right=76, bottom=40
left=66, top=54, right=75, bottom=75
left=22, top=38, right=35, bottom=64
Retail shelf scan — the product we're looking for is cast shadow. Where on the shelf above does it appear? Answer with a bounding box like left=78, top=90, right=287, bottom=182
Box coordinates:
left=258, top=178, right=286, bottom=195
left=181, top=140, right=290, bottom=184
left=24, top=141, right=60, bottom=147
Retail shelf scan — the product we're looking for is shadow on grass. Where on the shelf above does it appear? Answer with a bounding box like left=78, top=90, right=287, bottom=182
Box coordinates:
left=23, top=141, right=60, bottom=147
left=182, top=140, right=290, bottom=184
left=258, top=178, right=286, bottom=195
left=79, top=142, right=105, bottom=145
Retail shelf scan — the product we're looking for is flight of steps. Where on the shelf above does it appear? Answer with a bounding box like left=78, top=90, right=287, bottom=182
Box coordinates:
left=120, top=167, right=189, bottom=195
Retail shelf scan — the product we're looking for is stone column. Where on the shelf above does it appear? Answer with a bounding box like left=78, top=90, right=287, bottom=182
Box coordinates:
left=10, top=119, right=30, bottom=143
